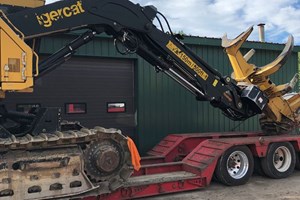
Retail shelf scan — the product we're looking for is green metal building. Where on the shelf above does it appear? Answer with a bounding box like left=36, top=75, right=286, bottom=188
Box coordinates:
left=4, top=33, right=299, bottom=154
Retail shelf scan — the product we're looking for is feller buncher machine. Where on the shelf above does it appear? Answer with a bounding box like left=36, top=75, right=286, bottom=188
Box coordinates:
left=0, top=0, right=299, bottom=199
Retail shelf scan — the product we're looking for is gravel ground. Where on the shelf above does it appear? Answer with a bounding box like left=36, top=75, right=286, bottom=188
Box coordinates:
left=141, top=171, right=300, bottom=200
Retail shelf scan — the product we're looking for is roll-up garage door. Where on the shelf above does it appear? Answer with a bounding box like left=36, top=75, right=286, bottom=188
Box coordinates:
left=3, top=57, right=136, bottom=140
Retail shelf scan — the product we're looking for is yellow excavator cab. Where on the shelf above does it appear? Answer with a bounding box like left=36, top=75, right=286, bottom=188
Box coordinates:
left=0, top=0, right=45, bottom=8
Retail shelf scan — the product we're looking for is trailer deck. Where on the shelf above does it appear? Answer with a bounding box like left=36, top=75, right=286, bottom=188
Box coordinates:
left=83, top=131, right=300, bottom=199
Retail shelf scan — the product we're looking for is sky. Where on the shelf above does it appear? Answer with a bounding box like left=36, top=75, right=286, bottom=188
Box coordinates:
left=45, top=0, right=300, bottom=45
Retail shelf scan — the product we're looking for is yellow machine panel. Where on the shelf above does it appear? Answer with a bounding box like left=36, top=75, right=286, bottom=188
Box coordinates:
left=0, top=12, right=38, bottom=97
left=0, top=0, right=45, bottom=8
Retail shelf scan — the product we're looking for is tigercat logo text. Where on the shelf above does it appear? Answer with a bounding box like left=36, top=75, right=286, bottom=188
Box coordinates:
left=36, top=1, right=85, bottom=28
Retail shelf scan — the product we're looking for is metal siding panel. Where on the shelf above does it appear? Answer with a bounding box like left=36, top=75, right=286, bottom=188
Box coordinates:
left=40, top=35, right=137, bottom=59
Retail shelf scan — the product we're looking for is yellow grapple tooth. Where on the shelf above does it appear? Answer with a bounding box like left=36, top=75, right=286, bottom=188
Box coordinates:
left=285, top=93, right=300, bottom=112
left=254, top=35, right=294, bottom=77
left=222, top=26, right=256, bottom=82
left=273, top=73, right=299, bottom=96
left=243, top=49, right=255, bottom=62
left=221, top=26, right=253, bottom=49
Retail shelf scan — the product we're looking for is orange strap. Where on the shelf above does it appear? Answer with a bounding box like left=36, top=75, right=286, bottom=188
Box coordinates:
left=127, top=137, right=141, bottom=171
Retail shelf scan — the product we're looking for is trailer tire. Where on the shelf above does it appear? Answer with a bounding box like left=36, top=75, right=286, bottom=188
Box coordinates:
left=254, top=157, right=265, bottom=176
left=215, top=145, right=254, bottom=186
left=261, top=142, right=295, bottom=179
left=295, top=152, right=300, bottom=170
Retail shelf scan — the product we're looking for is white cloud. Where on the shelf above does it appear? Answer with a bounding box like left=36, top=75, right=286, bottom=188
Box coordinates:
left=134, top=0, right=300, bottom=44
left=45, top=0, right=300, bottom=44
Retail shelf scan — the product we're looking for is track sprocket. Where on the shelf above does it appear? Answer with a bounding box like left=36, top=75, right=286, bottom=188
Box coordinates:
left=83, top=127, right=133, bottom=191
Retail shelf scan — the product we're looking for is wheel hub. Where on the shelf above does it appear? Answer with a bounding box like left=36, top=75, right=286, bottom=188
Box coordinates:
left=227, top=151, right=249, bottom=179
left=95, top=145, right=120, bottom=173
left=273, top=146, right=291, bottom=172
left=84, top=139, right=124, bottom=182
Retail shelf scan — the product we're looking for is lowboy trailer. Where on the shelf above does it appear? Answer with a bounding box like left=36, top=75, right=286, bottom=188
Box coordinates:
left=82, top=131, right=300, bottom=199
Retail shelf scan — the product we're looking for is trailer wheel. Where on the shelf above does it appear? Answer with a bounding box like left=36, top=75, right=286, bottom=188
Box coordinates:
left=295, top=152, right=300, bottom=170
left=215, top=146, right=254, bottom=186
left=261, top=142, right=295, bottom=179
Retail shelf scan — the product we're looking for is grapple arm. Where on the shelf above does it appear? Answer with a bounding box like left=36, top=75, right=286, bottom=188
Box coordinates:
left=0, top=0, right=298, bottom=127
left=0, top=0, right=267, bottom=121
